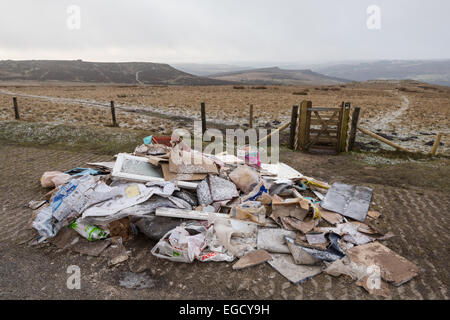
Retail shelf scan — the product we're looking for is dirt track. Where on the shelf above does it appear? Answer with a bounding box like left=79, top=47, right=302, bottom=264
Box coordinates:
left=0, top=143, right=449, bottom=299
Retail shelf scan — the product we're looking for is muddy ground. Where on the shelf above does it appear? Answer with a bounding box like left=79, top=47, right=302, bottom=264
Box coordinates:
left=0, top=141, right=448, bottom=300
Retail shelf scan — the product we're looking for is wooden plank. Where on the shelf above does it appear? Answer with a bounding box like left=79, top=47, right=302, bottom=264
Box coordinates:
left=289, top=105, right=298, bottom=149
left=156, top=207, right=230, bottom=220
left=348, top=107, right=361, bottom=151
left=358, top=127, right=410, bottom=152
left=339, top=102, right=351, bottom=152
left=310, top=129, right=338, bottom=134
left=201, top=102, right=206, bottom=135
left=257, top=121, right=290, bottom=144
left=13, top=97, right=19, bottom=120
left=110, top=101, right=118, bottom=127
left=430, top=132, right=443, bottom=156
left=297, top=100, right=309, bottom=149
left=155, top=207, right=273, bottom=227
left=310, top=119, right=339, bottom=125
left=307, top=107, right=341, bottom=111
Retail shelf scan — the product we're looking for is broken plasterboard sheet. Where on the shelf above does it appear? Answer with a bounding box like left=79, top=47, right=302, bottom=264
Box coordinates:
left=214, top=154, right=244, bottom=165
left=257, top=228, right=296, bottom=253
left=285, top=236, right=344, bottom=262
left=260, top=163, right=303, bottom=180
left=268, top=254, right=322, bottom=284
left=161, top=163, right=207, bottom=181
left=232, top=250, right=272, bottom=270
left=347, top=242, right=419, bottom=286
left=112, top=153, right=197, bottom=189
left=169, top=149, right=218, bottom=174
left=320, top=182, right=373, bottom=222
left=286, top=239, right=321, bottom=265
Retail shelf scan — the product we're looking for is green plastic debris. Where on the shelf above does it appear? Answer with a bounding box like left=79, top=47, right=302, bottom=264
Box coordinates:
left=68, top=218, right=109, bottom=241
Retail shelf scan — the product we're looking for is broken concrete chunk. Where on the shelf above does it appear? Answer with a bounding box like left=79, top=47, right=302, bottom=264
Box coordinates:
left=232, top=249, right=272, bottom=270
left=209, top=174, right=239, bottom=201
left=268, top=254, right=322, bottom=284
left=197, top=179, right=213, bottom=205
left=321, top=182, right=373, bottom=222
left=347, top=242, right=419, bottom=286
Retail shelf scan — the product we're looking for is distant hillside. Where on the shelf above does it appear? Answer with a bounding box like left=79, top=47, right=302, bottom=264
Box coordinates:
left=172, top=63, right=252, bottom=76
left=209, top=67, right=351, bottom=85
left=313, top=60, right=450, bottom=86
left=0, top=60, right=232, bottom=85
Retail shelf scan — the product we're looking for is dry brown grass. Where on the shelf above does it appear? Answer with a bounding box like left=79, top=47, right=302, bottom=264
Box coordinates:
left=0, top=81, right=449, bottom=153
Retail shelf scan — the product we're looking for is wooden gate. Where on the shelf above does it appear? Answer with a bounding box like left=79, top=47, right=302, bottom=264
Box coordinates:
left=295, top=101, right=350, bottom=153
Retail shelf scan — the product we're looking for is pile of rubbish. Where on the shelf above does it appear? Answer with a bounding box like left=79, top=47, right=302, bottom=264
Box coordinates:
left=30, top=136, right=419, bottom=297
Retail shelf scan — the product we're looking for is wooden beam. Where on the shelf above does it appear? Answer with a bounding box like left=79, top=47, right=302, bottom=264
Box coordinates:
left=358, top=126, right=410, bottom=153
left=289, top=105, right=298, bottom=149
left=156, top=207, right=229, bottom=220
left=249, top=104, right=253, bottom=129
left=13, top=97, right=20, bottom=120
left=348, top=107, right=360, bottom=151
left=201, top=102, right=206, bottom=135
left=155, top=207, right=274, bottom=226
left=339, top=102, right=350, bottom=152
left=430, top=132, right=443, bottom=156
left=297, top=100, right=310, bottom=149
left=257, top=121, right=290, bottom=144
left=110, top=101, right=118, bottom=127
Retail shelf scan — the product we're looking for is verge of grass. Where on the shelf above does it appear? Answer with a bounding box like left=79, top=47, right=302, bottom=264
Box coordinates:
left=0, top=121, right=152, bottom=155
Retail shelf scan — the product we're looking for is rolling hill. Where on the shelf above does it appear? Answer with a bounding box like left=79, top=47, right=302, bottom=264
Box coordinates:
left=313, top=60, right=450, bottom=86
left=0, top=60, right=232, bottom=85
left=209, top=67, right=351, bottom=85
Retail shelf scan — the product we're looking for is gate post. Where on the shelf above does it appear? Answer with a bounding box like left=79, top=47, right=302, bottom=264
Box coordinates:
left=339, top=102, right=351, bottom=152
left=348, top=106, right=360, bottom=151
left=297, top=100, right=310, bottom=150
left=289, top=105, right=298, bottom=149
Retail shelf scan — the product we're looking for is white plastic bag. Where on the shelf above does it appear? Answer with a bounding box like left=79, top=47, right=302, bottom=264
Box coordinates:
left=151, top=224, right=207, bottom=263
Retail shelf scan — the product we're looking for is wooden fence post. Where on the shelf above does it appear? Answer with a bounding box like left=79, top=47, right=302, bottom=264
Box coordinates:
left=13, top=97, right=20, bottom=120
left=201, top=102, right=206, bottom=135
left=249, top=104, right=253, bottom=128
left=348, top=107, right=360, bottom=151
left=339, top=102, right=350, bottom=152
left=430, top=132, right=443, bottom=156
left=110, top=101, right=117, bottom=127
left=297, top=100, right=310, bottom=150
left=289, top=105, right=298, bottom=149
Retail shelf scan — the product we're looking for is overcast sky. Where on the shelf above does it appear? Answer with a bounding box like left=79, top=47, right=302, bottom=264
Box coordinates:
left=0, top=0, right=449, bottom=65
